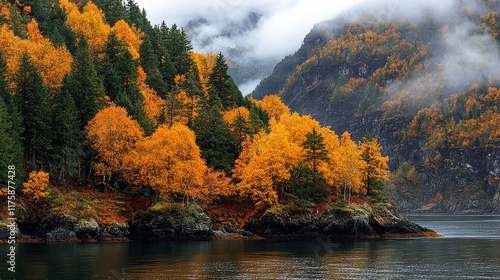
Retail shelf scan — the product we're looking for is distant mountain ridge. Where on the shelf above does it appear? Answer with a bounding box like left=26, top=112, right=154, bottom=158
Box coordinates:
left=252, top=0, right=500, bottom=213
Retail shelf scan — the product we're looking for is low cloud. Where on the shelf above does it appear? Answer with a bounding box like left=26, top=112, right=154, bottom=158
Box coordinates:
left=136, top=0, right=364, bottom=94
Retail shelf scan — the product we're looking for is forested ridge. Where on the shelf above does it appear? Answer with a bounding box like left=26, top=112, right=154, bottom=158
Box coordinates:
left=252, top=0, right=500, bottom=213
left=0, top=0, right=390, bottom=228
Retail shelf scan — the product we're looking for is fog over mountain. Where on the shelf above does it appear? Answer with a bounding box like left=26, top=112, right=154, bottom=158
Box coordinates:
left=135, top=0, right=364, bottom=95
left=136, top=0, right=500, bottom=96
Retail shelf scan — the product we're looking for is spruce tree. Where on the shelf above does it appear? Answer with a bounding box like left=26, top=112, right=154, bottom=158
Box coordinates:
left=52, top=86, right=82, bottom=184
left=0, top=51, right=24, bottom=186
left=64, top=37, right=105, bottom=130
left=302, top=127, right=329, bottom=191
left=231, top=112, right=252, bottom=154
left=0, top=97, right=24, bottom=188
left=100, top=32, right=154, bottom=134
left=192, top=104, right=237, bottom=173
left=139, top=36, right=166, bottom=97
left=14, top=52, right=52, bottom=171
left=94, top=0, right=129, bottom=26
left=302, top=127, right=328, bottom=173
left=166, top=24, right=194, bottom=76
left=154, top=22, right=176, bottom=90
left=206, top=53, right=243, bottom=109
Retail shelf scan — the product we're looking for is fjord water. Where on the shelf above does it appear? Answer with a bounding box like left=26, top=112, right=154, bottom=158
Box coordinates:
left=2, top=216, right=500, bottom=280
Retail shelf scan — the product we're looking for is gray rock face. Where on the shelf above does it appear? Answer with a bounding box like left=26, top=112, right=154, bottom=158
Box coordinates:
left=129, top=207, right=214, bottom=240
left=74, top=218, right=99, bottom=240
left=100, top=222, right=129, bottom=239
left=15, top=214, right=129, bottom=242
left=243, top=203, right=436, bottom=238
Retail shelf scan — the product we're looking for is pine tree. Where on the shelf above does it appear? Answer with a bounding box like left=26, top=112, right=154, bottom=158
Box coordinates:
left=0, top=51, right=24, bottom=186
left=206, top=53, right=243, bottom=109
left=94, top=0, right=129, bottom=26
left=126, top=0, right=143, bottom=29
left=360, top=133, right=389, bottom=196
left=139, top=36, right=166, bottom=97
left=302, top=128, right=328, bottom=173
left=51, top=86, right=82, bottom=184
left=100, top=31, right=154, bottom=134
left=154, top=22, right=176, bottom=91
left=166, top=24, right=194, bottom=76
left=192, top=104, right=237, bottom=173
left=64, top=37, right=106, bottom=130
left=231, top=112, right=252, bottom=154
left=0, top=97, right=23, bottom=188
left=14, top=52, right=52, bottom=171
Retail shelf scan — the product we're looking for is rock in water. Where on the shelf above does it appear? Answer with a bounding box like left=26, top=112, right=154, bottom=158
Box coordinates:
left=244, top=203, right=441, bottom=239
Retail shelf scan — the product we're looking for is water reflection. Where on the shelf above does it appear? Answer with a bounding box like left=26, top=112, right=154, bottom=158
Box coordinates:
left=2, top=216, right=500, bottom=279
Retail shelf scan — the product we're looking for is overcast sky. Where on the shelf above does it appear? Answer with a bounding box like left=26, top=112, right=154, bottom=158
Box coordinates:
left=136, top=0, right=365, bottom=57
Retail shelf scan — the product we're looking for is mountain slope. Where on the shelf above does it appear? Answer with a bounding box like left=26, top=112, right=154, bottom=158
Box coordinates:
left=252, top=0, right=500, bottom=213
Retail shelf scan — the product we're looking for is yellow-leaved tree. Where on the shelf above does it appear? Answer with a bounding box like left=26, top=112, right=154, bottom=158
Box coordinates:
left=360, top=134, right=389, bottom=196
left=0, top=20, right=72, bottom=88
left=23, top=171, right=50, bottom=202
left=124, top=123, right=207, bottom=203
left=251, top=95, right=290, bottom=120
left=338, top=132, right=364, bottom=202
left=235, top=113, right=320, bottom=206
left=85, top=104, right=145, bottom=182
left=60, top=0, right=111, bottom=56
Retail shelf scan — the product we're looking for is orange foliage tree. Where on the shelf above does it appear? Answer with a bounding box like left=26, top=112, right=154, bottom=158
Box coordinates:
left=360, top=134, right=389, bottom=196
left=111, top=19, right=144, bottom=60
left=251, top=95, right=290, bottom=120
left=85, top=103, right=145, bottom=181
left=235, top=113, right=326, bottom=206
left=123, top=123, right=207, bottom=202
left=191, top=51, right=217, bottom=93
left=0, top=21, right=72, bottom=88
left=338, top=132, right=364, bottom=202
left=60, top=0, right=111, bottom=56
left=23, top=171, right=50, bottom=202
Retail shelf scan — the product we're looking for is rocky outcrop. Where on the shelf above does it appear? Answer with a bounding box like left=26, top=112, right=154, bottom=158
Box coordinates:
left=128, top=205, right=214, bottom=240
left=243, top=203, right=440, bottom=239
left=2, top=203, right=440, bottom=243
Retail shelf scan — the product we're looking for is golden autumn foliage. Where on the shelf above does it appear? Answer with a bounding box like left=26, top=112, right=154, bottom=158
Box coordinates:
left=60, top=0, right=111, bottom=56
left=235, top=123, right=303, bottom=206
left=86, top=103, right=145, bottom=178
left=251, top=95, right=290, bottom=120
left=111, top=19, right=144, bottom=60
left=191, top=51, right=217, bottom=93
left=87, top=107, right=213, bottom=201
left=0, top=23, right=72, bottom=88
left=402, top=85, right=500, bottom=149
left=236, top=112, right=318, bottom=205
left=23, top=171, right=50, bottom=202
left=360, top=137, right=389, bottom=195
left=223, top=106, right=250, bottom=126
left=338, top=132, right=364, bottom=199
left=233, top=96, right=379, bottom=205
left=138, top=66, right=165, bottom=122
left=124, top=123, right=207, bottom=200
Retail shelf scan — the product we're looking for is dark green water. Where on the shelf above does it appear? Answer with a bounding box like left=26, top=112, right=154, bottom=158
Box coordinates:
left=1, top=215, right=500, bottom=279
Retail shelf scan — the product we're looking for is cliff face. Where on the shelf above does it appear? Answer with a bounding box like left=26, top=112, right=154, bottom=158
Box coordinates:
left=267, top=59, right=500, bottom=214
left=350, top=112, right=500, bottom=214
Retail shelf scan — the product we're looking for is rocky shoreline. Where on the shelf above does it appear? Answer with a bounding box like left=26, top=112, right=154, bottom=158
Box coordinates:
left=0, top=203, right=441, bottom=243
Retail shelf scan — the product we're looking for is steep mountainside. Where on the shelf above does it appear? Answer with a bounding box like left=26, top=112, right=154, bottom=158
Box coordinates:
left=252, top=0, right=500, bottom=213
